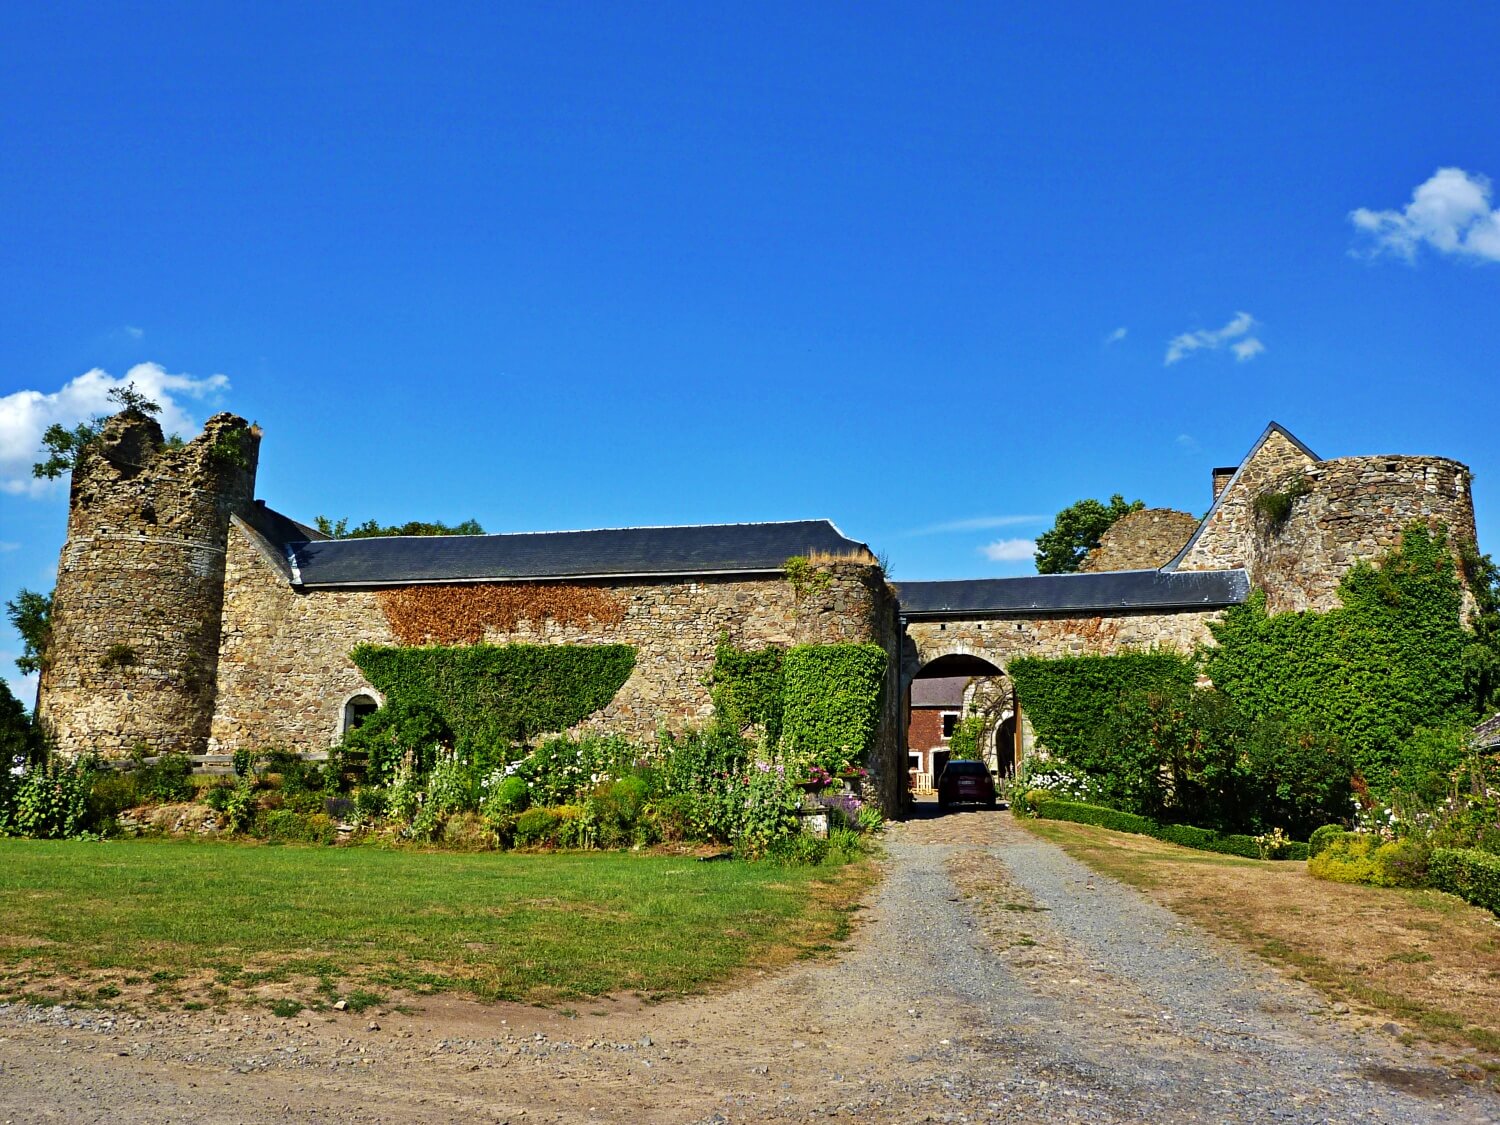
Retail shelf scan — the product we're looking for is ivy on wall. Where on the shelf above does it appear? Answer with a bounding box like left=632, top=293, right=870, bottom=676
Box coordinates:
left=1006, top=650, right=1198, bottom=764
left=351, top=643, right=636, bottom=763
left=709, top=639, right=887, bottom=773
left=780, top=643, right=887, bottom=773
left=708, top=635, right=785, bottom=744
left=375, top=583, right=626, bottom=646
left=1204, top=523, right=1468, bottom=789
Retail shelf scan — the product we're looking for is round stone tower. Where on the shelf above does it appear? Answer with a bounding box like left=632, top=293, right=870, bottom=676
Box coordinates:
left=38, top=409, right=260, bottom=759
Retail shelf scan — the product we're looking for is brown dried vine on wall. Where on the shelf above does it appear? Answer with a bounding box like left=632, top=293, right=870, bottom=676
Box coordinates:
left=376, top=583, right=627, bottom=646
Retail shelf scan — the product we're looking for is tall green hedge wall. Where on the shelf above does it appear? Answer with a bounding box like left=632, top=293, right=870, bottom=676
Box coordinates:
left=780, top=643, right=888, bottom=772
left=708, top=636, right=785, bottom=745
left=1006, top=651, right=1197, bottom=763
left=352, top=643, right=636, bottom=753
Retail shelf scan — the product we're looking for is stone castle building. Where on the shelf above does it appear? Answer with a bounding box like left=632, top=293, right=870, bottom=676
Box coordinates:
left=37, top=411, right=1478, bottom=813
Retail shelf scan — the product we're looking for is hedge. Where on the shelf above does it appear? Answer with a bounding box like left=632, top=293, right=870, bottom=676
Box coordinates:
left=1430, top=847, right=1500, bottom=916
left=780, top=643, right=887, bottom=773
left=352, top=643, right=636, bottom=754
left=1030, top=798, right=1308, bottom=861
left=1006, top=651, right=1197, bottom=765
left=709, top=638, right=785, bottom=743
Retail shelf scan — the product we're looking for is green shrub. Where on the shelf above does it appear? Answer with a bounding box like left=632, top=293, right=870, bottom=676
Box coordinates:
left=133, top=751, right=194, bottom=804
left=1430, top=847, right=1500, bottom=916
left=1307, top=833, right=1382, bottom=884
left=5, top=757, right=93, bottom=838
left=1308, top=824, right=1347, bottom=858
left=587, top=776, right=652, bottom=849
left=1007, top=651, right=1197, bottom=767
left=511, top=806, right=579, bottom=848
left=1032, top=799, right=1306, bottom=861
left=260, top=809, right=337, bottom=846
left=826, top=825, right=863, bottom=862
left=353, top=786, right=388, bottom=821
left=764, top=832, right=828, bottom=867
left=86, top=771, right=139, bottom=830
left=521, top=734, right=638, bottom=805
left=202, top=779, right=237, bottom=812
left=647, top=793, right=699, bottom=842
left=221, top=781, right=258, bottom=834
left=780, top=643, right=886, bottom=774
left=483, top=775, right=530, bottom=816
left=231, top=749, right=253, bottom=778
left=339, top=698, right=451, bottom=787
left=441, top=810, right=496, bottom=851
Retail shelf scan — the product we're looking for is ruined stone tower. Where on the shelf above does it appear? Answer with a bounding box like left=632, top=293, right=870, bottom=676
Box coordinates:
left=38, top=409, right=260, bottom=759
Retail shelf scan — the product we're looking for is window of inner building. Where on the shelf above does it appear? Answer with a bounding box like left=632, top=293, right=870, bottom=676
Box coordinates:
left=941, top=712, right=959, bottom=739
left=343, top=694, right=380, bottom=733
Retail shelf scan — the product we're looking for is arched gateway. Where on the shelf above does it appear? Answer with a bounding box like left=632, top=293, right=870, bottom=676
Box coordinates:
left=893, top=568, right=1249, bottom=802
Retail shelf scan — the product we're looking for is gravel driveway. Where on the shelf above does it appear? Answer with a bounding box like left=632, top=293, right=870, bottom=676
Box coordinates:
left=1, top=809, right=1495, bottom=1124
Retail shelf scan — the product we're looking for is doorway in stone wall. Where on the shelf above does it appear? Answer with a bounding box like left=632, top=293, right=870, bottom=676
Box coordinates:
left=906, top=652, right=1014, bottom=804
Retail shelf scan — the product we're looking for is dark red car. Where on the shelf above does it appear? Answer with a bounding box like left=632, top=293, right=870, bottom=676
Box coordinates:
left=937, top=759, right=998, bottom=808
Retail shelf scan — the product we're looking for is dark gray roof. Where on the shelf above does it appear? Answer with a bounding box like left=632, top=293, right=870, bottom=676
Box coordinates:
left=910, top=676, right=969, bottom=708
left=261, top=516, right=869, bottom=587
left=1474, top=712, right=1500, bottom=748
left=897, top=568, right=1249, bottom=617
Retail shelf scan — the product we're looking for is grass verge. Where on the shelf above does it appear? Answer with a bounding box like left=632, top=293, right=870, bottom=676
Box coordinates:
left=1017, top=818, right=1500, bottom=1064
left=0, top=838, right=874, bottom=1012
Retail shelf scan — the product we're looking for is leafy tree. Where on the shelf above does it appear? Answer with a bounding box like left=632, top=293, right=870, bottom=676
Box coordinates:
left=314, top=516, right=485, bottom=538
left=0, top=678, right=39, bottom=768
left=32, top=383, right=162, bottom=480
left=5, top=589, right=52, bottom=676
left=1458, top=539, right=1500, bottom=717
left=1033, top=494, right=1144, bottom=574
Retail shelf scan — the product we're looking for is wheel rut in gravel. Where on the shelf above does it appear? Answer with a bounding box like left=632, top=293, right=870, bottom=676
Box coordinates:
left=0, top=809, right=1495, bottom=1124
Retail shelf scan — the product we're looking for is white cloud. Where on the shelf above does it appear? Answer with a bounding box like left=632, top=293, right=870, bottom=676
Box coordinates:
left=1165, top=311, right=1264, bottom=366
left=907, top=514, right=1044, bottom=537
left=0, top=363, right=230, bottom=496
left=980, top=537, right=1036, bottom=562
left=1175, top=433, right=1200, bottom=453
left=124, top=325, right=144, bottom=339
left=1105, top=326, right=1128, bottom=345
left=1351, top=167, right=1500, bottom=263
left=1231, top=337, right=1265, bottom=361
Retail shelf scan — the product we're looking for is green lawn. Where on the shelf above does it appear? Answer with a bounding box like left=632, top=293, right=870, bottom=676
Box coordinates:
left=0, top=838, right=870, bottom=1011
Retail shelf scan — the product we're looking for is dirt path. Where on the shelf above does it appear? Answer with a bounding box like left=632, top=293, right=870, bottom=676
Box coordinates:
left=1, top=809, right=1496, bottom=1124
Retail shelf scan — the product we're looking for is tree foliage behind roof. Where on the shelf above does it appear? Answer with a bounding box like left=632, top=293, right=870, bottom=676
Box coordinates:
left=314, top=516, right=486, bottom=539
left=1033, top=494, right=1144, bottom=574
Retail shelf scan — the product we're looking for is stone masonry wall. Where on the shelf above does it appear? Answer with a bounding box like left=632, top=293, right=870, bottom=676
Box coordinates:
left=904, top=606, right=1223, bottom=673
left=212, top=524, right=896, bottom=781
left=1247, top=455, right=1477, bottom=614
left=40, top=412, right=260, bottom=759
left=1175, top=427, right=1318, bottom=574
left=1078, top=508, right=1199, bottom=573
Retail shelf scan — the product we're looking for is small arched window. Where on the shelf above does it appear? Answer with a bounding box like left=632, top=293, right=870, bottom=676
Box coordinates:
left=342, top=693, right=380, bottom=734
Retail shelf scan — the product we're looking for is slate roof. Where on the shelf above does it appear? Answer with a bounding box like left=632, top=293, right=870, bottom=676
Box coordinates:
left=897, top=568, right=1249, bottom=617
left=248, top=512, right=871, bottom=587
left=1473, top=712, right=1500, bottom=749
left=909, top=676, right=969, bottom=708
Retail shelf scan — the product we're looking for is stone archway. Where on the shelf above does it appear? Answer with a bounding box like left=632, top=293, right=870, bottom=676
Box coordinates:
left=905, top=651, right=1013, bottom=796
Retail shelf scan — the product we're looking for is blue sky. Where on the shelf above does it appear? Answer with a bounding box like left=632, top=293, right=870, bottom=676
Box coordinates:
left=4, top=3, right=1499, bottom=704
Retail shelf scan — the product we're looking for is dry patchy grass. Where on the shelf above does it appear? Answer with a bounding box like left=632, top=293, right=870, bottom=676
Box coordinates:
left=1019, top=818, right=1500, bottom=1063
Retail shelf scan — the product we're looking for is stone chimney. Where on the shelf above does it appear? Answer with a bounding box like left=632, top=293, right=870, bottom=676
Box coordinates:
left=1211, top=466, right=1237, bottom=503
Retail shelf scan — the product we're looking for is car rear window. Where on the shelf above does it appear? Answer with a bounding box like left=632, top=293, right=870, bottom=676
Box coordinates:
left=943, top=761, right=988, bottom=777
